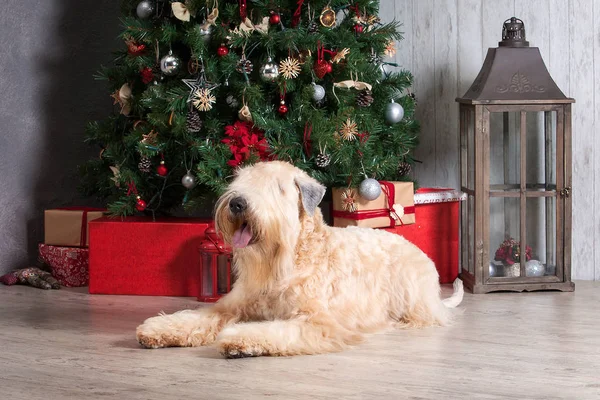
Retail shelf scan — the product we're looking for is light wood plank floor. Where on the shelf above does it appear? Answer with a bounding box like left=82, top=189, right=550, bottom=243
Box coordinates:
left=1, top=282, right=599, bottom=400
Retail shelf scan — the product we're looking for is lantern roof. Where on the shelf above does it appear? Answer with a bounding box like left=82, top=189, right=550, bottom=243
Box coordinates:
left=457, top=17, right=574, bottom=105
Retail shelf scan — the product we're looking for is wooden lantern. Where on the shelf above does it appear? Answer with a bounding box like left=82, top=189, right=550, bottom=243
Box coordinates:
left=456, top=17, right=575, bottom=293
left=198, top=226, right=233, bottom=302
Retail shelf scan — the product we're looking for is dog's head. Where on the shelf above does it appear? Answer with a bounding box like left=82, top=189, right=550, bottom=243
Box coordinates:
left=214, top=161, right=326, bottom=252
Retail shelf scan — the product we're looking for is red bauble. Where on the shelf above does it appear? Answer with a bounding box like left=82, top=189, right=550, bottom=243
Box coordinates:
left=326, top=63, right=333, bottom=73
left=140, top=67, right=154, bottom=84
left=217, top=45, right=229, bottom=57
left=135, top=196, right=147, bottom=211
left=314, top=60, right=331, bottom=79
left=278, top=103, right=288, bottom=115
left=157, top=161, right=168, bottom=176
left=353, top=24, right=364, bottom=34
left=269, top=13, right=281, bottom=25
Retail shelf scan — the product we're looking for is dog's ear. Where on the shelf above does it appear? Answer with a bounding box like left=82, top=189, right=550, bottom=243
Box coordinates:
left=295, top=175, right=326, bottom=216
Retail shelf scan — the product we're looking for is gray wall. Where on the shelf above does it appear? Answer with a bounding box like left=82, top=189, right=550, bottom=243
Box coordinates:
left=0, top=1, right=120, bottom=274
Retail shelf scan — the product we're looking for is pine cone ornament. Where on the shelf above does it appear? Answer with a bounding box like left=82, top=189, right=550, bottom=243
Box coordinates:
left=356, top=90, right=374, bottom=107
left=307, top=20, right=319, bottom=34
left=186, top=108, right=203, bottom=133
left=236, top=58, right=253, bottom=74
left=397, top=161, right=412, bottom=177
left=315, top=153, right=331, bottom=168
left=138, top=156, right=152, bottom=173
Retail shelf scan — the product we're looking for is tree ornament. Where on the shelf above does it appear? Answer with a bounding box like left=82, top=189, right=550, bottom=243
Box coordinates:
left=339, top=118, right=358, bottom=141
left=226, top=94, right=239, bottom=108
left=110, top=83, right=132, bottom=115
left=368, top=52, right=382, bottom=65
left=384, top=40, right=397, bottom=57
left=217, top=45, right=229, bottom=57
left=140, top=67, right=154, bottom=84
left=160, top=51, right=181, bottom=76
left=238, top=105, right=252, bottom=122
left=269, top=12, right=281, bottom=25
left=312, top=83, right=326, bottom=102
left=236, top=58, right=253, bottom=74
left=138, top=156, right=152, bottom=173
left=356, top=89, right=374, bottom=107
left=332, top=48, right=350, bottom=64
left=314, top=60, right=331, bottom=79
left=136, top=0, right=154, bottom=19
left=359, top=178, right=382, bottom=201
left=397, top=161, right=412, bottom=177
left=172, top=2, right=191, bottom=22
left=307, top=20, right=319, bottom=34
left=340, top=189, right=357, bottom=213
left=192, top=88, right=216, bottom=111
left=259, top=57, right=279, bottom=82
left=186, top=107, right=203, bottom=133
left=181, top=172, right=197, bottom=189
left=385, top=100, right=405, bottom=124
left=319, top=6, right=336, bottom=27
left=278, top=100, right=288, bottom=116
left=141, top=130, right=158, bottom=146
left=126, top=38, right=146, bottom=56
left=315, top=152, right=331, bottom=168
left=135, top=196, right=147, bottom=211
left=279, top=57, right=301, bottom=79
left=157, top=160, right=168, bottom=176
left=353, top=24, right=364, bottom=34
left=198, top=25, right=212, bottom=41
left=109, top=166, right=121, bottom=187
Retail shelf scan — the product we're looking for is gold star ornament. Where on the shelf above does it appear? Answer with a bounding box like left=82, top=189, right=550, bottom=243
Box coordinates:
left=279, top=57, right=301, bottom=79
left=192, top=88, right=216, bottom=112
left=339, top=118, right=358, bottom=141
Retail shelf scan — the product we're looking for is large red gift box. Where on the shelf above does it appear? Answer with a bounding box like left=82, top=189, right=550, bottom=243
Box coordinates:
left=383, top=188, right=466, bottom=284
left=38, top=243, right=89, bottom=287
left=88, top=217, right=212, bottom=296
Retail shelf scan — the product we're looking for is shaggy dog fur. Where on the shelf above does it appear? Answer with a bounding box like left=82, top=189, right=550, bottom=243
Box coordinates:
left=136, top=161, right=463, bottom=358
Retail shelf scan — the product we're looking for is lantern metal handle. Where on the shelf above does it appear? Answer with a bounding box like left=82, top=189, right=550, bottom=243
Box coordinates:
left=560, top=187, right=571, bottom=198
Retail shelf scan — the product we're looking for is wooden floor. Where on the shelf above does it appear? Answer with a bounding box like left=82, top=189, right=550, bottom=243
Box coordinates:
left=1, top=283, right=599, bottom=400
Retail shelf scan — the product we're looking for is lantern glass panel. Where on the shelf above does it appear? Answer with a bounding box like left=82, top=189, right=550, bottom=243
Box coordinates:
left=467, top=108, right=475, bottom=190
left=489, top=197, right=520, bottom=278
left=465, top=195, right=475, bottom=275
left=201, top=253, right=214, bottom=296
left=489, top=112, right=521, bottom=192
left=217, top=254, right=230, bottom=294
left=526, top=196, right=557, bottom=277
left=526, top=111, right=557, bottom=192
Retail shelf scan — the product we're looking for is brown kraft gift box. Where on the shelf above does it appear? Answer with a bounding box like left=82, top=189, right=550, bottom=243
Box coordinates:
left=44, top=208, right=106, bottom=247
left=332, top=181, right=415, bottom=229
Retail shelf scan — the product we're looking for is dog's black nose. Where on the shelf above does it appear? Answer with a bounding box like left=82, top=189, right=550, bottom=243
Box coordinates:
left=229, top=196, right=247, bottom=215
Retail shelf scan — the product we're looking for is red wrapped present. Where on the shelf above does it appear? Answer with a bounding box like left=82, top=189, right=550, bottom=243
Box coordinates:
left=88, top=217, right=212, bottom=296
left=45, top=207, right=105, bottom=247
left=332, top=181, right=415, bottom=228
left=383, top=188, right=466, bottom=284
left=38, top=243, right=90, bottom=287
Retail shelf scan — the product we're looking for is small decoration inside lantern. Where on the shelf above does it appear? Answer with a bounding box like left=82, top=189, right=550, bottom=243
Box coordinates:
left=198, top=226, right=233, bottom=302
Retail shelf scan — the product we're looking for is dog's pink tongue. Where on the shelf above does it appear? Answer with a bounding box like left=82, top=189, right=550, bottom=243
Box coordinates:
left=232, top=223, right=252, bottom=248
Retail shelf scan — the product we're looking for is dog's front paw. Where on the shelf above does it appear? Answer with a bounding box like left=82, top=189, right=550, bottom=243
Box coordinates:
left=136, top=315, right=183, bottom=349
left=215, top=326, right=267, bottom=359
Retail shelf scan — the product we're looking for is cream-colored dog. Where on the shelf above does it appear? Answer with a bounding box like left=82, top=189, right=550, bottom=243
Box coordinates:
left=136, top=161, right=463, bottom=358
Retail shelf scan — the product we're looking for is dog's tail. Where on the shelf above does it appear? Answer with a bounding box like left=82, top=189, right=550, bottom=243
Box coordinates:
left=442, top=278, right=464, bottom=308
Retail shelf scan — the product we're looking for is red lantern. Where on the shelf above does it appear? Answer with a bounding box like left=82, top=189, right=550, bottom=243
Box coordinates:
left=198, top=226, right=233, bottom=302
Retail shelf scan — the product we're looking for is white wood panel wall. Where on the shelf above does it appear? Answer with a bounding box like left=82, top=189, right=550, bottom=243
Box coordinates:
left=380, top=0, right=600, bottom=280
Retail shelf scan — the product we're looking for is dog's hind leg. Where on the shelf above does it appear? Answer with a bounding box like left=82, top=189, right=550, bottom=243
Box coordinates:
left=215, top=314, right=363, bottom=358
left=136, top=306, right=237, bottom=349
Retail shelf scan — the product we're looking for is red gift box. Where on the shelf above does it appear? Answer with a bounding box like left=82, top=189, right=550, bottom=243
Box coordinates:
left=88, top=217, right=212, bottom=296
left=38, top=243, right=90, bottom=287
left=383, top=188, right=466, bottom=284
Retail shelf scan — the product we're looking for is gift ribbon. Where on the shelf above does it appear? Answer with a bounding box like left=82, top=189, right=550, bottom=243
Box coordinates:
left=57, top=207, right=105, bottom=247
left=332, top=181, right=414, bottom=228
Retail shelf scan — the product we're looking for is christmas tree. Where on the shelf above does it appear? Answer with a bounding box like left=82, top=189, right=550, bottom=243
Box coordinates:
left=79, top=0, right=419, bottom=216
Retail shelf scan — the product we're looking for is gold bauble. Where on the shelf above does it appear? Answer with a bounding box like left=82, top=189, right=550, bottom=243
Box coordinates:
left=319, top=6, right=336, bottom=27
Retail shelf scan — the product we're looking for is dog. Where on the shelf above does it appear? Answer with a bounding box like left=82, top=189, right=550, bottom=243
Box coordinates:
left=136, top=161, right=463, bottom=358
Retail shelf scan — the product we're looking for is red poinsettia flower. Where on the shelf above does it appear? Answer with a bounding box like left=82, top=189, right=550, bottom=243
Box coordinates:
left=221, top=136, right=242, bottom=153
left=239, top=134, right=269, bottom=160
left=227, top=152, right=244, bottom=167
left=224, top=121, right=250, bottom=138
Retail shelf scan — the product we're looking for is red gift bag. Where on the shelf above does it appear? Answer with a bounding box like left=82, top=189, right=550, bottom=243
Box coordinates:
left=38, top=244, right=89, bottom=287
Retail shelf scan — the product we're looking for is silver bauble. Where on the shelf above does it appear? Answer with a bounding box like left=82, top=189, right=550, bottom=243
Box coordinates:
left=359, top=178, right=382, bottom=201
left=160, top=52, right=181, bottom=76
left=136, top=0, right=155, bottom=19
left=181, top=173, right=197, bottom=189
left=259, top=57, right=279, bottom=82
left=385, top=101, right=404, bottom=124
left=526, top=260, right=545, bottom=277
left=198, top=24, right=212, bottom=42
left=312, top=83, right=326, bottom=102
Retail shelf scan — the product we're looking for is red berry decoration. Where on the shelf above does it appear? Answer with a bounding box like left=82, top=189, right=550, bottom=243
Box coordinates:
left=140, top=67, right=154, bottom=84
left=157, top=160, right=168, bottom=176
left=353, top=24, right=364, bottom=34
left=217, top=45, right=229, bottom=57
left=135, top=196, right=147, bottom=211
left=269, top=12, right=281, bottom=25
left=278, top=102, right=288, bottom=115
